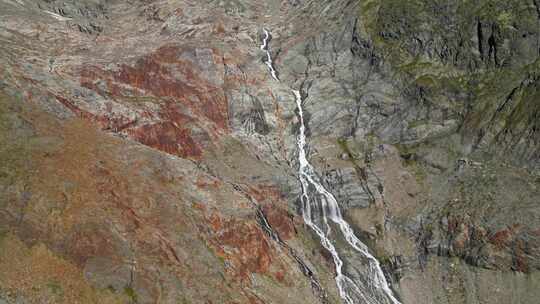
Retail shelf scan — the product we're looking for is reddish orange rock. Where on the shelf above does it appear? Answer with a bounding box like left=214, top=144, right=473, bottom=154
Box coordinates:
left=78, top=45, right=230, bottom=159
left=262, top=204, right=295, bottom=241
left=205, top=211, right=289, bottom=284
left=127, top=122, right=203, bottom=158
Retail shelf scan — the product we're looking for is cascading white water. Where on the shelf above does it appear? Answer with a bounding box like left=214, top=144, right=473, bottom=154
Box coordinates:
left=294, top=89, right=362, bottom=304
left=260, top=29, right=279, bottom=81
left=259, top=28, right=401, bottom=304
left=293, top=90, right=401, bottom=304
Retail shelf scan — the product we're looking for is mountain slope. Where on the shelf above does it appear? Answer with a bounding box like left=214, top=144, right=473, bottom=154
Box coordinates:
left=1, top=0, right=539, bottom=303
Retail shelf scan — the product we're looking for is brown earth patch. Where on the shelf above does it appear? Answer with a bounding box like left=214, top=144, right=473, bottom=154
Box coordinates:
left=0, top=234, right=127, bottom=304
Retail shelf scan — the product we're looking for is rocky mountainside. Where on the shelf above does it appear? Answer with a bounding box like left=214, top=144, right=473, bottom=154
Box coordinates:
left=0, top=0, right=539, bottom=303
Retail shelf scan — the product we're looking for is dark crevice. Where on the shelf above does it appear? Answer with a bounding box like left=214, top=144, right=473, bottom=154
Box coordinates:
left=477, top=18, right=484, bottom=61
left=473, top=81, right=522, bottom=151
left=534, top=0, right=540, bottom=56
left=534, top=0, right=540, bottom=19
left=487, top=25, right=499, bottom=67
left=228, top=182, right=329, bottom=304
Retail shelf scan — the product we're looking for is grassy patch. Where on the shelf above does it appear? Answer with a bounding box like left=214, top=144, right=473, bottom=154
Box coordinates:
left=124, top=286, right=138, bottom=303
left=0, top=93, right=34, bottom=187
left=47, top=281, right=63, bottom=297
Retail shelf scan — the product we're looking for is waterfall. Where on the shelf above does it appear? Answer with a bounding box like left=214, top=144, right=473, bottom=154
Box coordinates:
left=259, top=29, right=401, bottom=304
left=294, top=90, right=363, bottom=304
left=293, top=91, right=401, bottom=304
left=260, top=29, right=279, bottom=81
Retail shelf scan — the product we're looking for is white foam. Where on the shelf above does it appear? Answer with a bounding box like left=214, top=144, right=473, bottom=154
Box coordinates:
left=260, top=29, right=279, bottom=81
left=45, top=11, right=72, bottom=21
left=293, top=90, right=401, bottom=304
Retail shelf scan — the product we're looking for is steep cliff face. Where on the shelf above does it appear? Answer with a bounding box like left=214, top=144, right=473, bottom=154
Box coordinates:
left=0, top=0, right=539, bottom=303
left=352, top=1, right=540, bottom=302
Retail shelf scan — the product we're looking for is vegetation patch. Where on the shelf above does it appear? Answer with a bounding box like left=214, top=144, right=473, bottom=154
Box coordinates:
left=124, top=286, right=138, bottom=303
